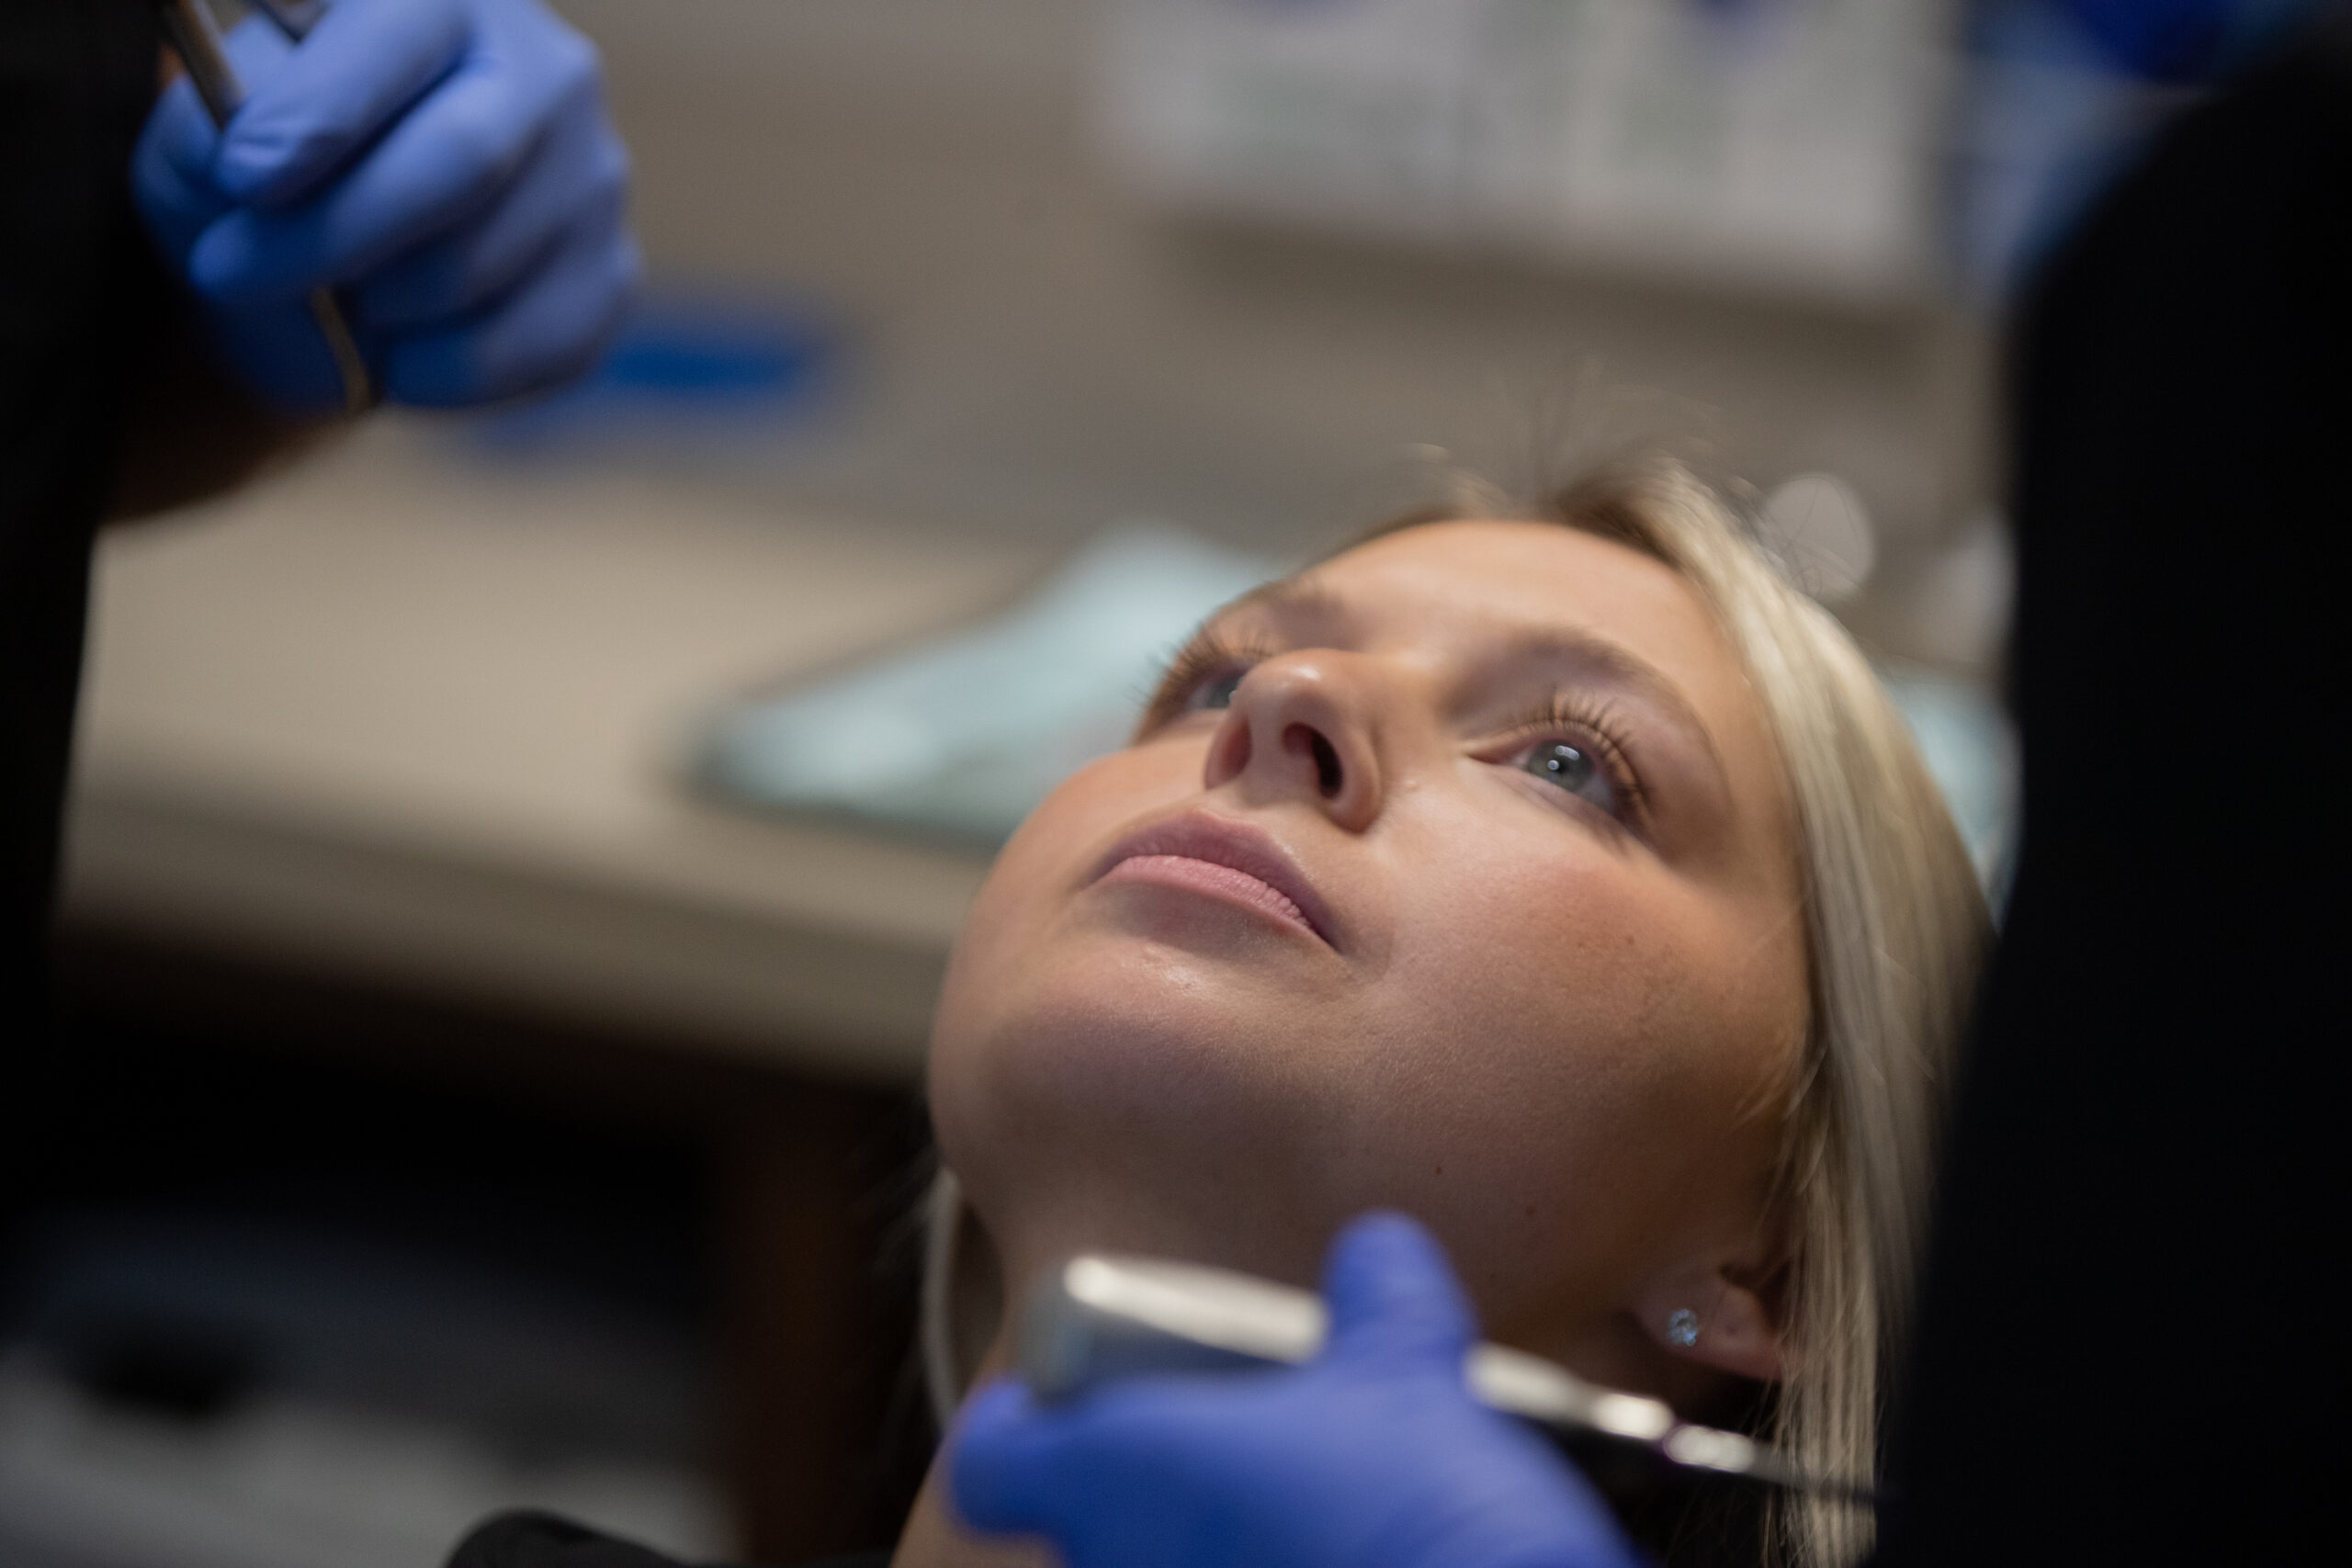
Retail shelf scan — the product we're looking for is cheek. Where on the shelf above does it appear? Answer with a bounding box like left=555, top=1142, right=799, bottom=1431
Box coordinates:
left=928, top=744, right=1204, bottom=1147
left=1339, top=819, right=1801, bottom=1311
left=939, top=746, right=1182, bottom=987
left=1376, top=825, right=1759, bottom=1089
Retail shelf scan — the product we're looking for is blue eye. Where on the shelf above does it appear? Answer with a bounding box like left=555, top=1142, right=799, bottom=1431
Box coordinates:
left=1519, top=740, right=1619, bottom=814
left=1190, top=668, right=1247, bottom=712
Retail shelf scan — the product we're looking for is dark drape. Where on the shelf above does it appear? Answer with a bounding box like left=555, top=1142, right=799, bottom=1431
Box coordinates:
left=0, top=0, right=164, bottom=1169
left=1876, top=11, right=2351, bottom=1564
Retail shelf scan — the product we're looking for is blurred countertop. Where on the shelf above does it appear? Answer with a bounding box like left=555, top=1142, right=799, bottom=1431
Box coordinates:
left=63, top=420, right=1048, bottom=1086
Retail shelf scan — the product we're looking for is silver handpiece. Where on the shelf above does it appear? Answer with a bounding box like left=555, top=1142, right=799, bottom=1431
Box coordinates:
left=1020, top=1254, right=1871, bottom=1506
left=149, top=0, right=377, bottom=414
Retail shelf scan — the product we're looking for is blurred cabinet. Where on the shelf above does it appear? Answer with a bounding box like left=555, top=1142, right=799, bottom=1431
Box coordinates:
left=1102, top=0, right=1955, bottom=306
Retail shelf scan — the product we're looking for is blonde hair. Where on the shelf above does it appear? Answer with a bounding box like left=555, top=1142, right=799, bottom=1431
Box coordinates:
left=1508, top=457, right=1988, bottom=1565
left=922, top=457, right=1988, bottom=1568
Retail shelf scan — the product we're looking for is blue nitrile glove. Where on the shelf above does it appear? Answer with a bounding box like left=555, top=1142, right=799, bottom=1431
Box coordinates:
left=2055, top=0, right=2326, bottom=83
left=132, top=0, right=639, bottom=411
left=951, top=1213, right=1641, bottom=1568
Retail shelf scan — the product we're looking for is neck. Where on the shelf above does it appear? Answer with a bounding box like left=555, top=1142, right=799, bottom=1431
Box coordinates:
left=891, top=1466, right=1053, bottom=1568
left=889, top=1331, right=1055, bottom=1568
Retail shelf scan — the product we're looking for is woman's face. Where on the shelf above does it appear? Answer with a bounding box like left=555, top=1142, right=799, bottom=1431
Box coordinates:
left=930, top=520, right=1809, bottom=1392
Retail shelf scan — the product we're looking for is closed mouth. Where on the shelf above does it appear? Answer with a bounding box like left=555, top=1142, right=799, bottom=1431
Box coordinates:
left=1091, top=813, right=1337, bottom=948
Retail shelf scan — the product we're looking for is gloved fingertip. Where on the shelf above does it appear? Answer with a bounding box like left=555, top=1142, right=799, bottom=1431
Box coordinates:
left=1321, top=1211, right=1477, bottom=1363
left=141, top=78, right=219, bottom=160
left=379, top=232, right=635, bottom=407
left=215, top=102, right=348, bottom=208
left=133, top=118, right=232, bottom=258
left=211, top=133, right=296, bottom=207
left=946, top=1380, right=1051, bottom=1532
left=608, top=233, right=647, bottom=314
left=385, top=330, right=524, bottom=410
left=185, top=221, right=258, bottom=302
left=952, top=1377, right=1037, bottom=1440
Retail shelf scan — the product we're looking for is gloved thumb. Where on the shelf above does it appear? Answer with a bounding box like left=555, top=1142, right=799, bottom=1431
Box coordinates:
left=1319, top=1212, right=1478, bottom=1371
left=948, top=1378, right=1067, bottom=1536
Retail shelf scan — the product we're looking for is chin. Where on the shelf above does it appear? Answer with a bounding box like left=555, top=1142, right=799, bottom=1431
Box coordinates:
left=930, top=936, right=1344, bottom=1264
left=941, top=934, right=1320, bottom=1116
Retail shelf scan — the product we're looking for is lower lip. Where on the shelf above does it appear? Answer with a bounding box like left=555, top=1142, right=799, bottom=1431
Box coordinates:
left=1098, top=854, right=1321, bottom=941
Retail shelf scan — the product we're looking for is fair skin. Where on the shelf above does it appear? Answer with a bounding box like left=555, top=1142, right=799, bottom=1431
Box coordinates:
left=899, top=520, right=1810, bottom=1566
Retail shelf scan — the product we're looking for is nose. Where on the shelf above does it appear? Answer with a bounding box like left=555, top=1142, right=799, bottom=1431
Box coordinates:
left=1202, top=654, right=1385, bottom=832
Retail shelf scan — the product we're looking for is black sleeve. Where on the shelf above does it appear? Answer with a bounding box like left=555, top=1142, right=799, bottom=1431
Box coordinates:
left=448, top=1512, right=707, bottom=1568
left=1873, top=11, right=2352, bottom=1566
left=446, top=1509, right=892, bottom=1568
left=0, top=1, right=164, bottom=1115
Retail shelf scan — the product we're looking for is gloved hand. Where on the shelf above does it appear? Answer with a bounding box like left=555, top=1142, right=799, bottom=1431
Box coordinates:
left=132, top=0, right=639, bottom=411
left=2055, top=0, right=2327, bottom=84
left=951, top=1213, right=1641, bottom=1568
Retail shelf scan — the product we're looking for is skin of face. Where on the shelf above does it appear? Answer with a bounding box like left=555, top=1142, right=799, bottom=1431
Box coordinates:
left=927, top=519, right=1810, bottom=1410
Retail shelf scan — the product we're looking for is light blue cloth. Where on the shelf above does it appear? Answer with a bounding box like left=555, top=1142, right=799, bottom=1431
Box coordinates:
left=1883, top=669, right=2020, bottom=905
left=700, top=524, right=1283, bottom=844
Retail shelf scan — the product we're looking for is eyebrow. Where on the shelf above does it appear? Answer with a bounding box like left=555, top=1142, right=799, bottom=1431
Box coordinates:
left=1221, top=576, right=1348, bottom=625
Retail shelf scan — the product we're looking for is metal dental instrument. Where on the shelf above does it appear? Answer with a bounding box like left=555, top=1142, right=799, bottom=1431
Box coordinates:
left=149, top=0, right=377, bottom=415
left=1021, top=1254, right=1875, bottom=1509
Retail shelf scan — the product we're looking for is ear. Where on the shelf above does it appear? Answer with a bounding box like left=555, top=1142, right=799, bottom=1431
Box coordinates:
left=1629, top=1257, right=1792, bottom=1384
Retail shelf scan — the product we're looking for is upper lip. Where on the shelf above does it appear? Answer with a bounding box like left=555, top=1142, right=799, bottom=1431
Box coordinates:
left=1091, top=811, right=1339, bottom=948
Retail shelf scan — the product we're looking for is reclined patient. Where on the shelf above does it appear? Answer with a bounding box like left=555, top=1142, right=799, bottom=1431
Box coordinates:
left=454, top=457, right=1983, bottom=1568
left=904, top=458, right=1990, bottom=1568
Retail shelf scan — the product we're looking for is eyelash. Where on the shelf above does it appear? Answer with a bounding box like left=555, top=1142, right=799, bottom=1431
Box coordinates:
left=1141, top=637, right=1653, bottom=828
left=1490, top=693, right=1651, bottom=827
left=1138, top=627, right=1279, bottom=734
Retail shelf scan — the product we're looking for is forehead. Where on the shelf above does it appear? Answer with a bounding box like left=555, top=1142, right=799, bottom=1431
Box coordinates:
left=1316, top=520, right=1719, bottom=660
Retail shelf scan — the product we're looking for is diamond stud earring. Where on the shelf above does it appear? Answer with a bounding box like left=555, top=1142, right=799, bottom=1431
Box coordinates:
left=1666, top=1308, right=1701, bottom=1347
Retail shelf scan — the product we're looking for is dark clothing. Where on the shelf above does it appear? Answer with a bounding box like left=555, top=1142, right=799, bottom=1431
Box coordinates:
left=447, top=1510, right=888, bottom=1568
left=0, top=0, right=162, bottom=1086
left=450, top=1514, right=707, bottom=1568
left=1874, top=11, right=2352, bottom=1566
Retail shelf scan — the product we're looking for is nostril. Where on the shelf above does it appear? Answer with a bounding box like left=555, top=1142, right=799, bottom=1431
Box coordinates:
left=1279, top=722, right=1347, bottom=798
left=1308, top=732, right=1343, bottom=797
